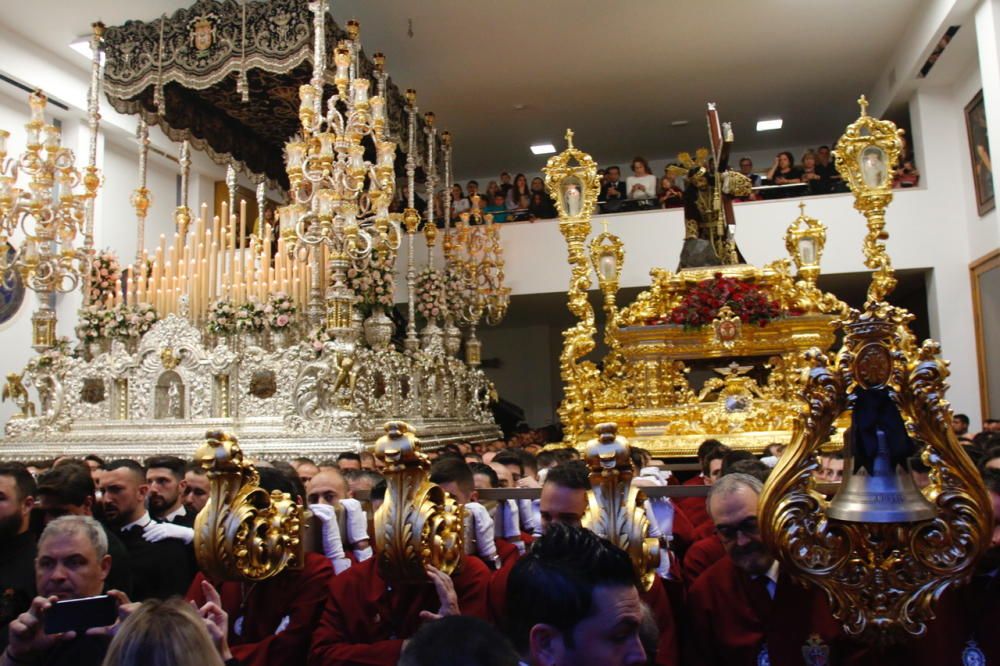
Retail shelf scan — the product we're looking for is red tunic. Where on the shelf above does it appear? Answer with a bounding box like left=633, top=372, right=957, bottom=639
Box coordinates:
left=186, top=552, right=333, bottom=666
left=686, top=555, right=874, bottom=666
left=677, top=476, right=711, bottom=529
left=670, top=503, right=698, bottom=554
left=642, top=577, right=680, bottom=666
left=903, top=574, right=1000, bottom=665
left=487, top=539, right=521, bottom=626
left=682, top=535, right=726, bottom=588
left=308, top=556, right=491, bottom=666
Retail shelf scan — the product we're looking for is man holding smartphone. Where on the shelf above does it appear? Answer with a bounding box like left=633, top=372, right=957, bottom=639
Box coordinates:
left=2, top=515, right=122, bottom=666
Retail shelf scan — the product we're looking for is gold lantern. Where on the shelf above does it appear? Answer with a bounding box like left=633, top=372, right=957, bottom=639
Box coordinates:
left=759, top=97, right=992, bottom=643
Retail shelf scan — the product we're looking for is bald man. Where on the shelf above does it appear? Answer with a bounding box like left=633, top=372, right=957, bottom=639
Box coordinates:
left=306, top=469, right=371, bottom=563
left=307, top=469, right=349, bottom=507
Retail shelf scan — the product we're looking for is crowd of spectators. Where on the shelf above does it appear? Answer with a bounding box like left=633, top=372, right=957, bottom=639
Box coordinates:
left=0, top=412, right=996, bottom=665
left=397, top=141, right=921, bottom=225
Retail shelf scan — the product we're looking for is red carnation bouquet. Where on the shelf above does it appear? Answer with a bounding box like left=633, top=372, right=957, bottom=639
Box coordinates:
left=654, top=273, right=781, bottom=329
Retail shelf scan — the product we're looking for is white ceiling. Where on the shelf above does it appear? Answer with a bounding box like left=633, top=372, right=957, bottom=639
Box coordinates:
left=4, top=0, right=930, bottom=179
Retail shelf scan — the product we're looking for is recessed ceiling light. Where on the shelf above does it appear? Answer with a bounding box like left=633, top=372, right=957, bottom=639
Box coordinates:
left=513, top=103, right=526, bottom=111
left=756, top=118, right=783, bottom=132
left=69, top=35, right=105, bottom=66
left=530, top=143, right=556, bottom=155
left=670, top=120, right=689, bottom=127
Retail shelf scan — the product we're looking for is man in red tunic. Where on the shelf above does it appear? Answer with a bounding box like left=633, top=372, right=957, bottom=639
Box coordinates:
left=185, top=467, right=333, bottom=666
left=676, top=440, right=728, bottom=529
left=510, top=460, right=680, bottom=665
left=309, top=421, right=492, bottom=666
left=308, top=556, right=491, bottom=665
left=904, top=468, right=1000, bottom=664
left=687, top=472, right=870, bottom=665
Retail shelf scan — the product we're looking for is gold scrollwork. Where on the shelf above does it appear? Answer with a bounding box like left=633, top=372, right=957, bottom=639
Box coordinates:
left=373, top=421, right=465, bottom=583
left=193, top=431, right=305, bottom=581
left=581, top=423, right=659, bottom=592
left=761, top=304, right=990, bottom=638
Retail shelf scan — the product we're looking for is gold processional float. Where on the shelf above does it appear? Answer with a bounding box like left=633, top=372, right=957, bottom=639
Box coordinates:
left=546, top=112, right=847, bottom=457
left=0, top=0, right=510, bottom=460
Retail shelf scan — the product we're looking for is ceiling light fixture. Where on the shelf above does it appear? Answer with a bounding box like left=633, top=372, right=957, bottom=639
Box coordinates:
left=530, top=143, right=556, bottom=155
left=756, top=118, right=783, bottom=132
left=670, top=120, right=689, bottom=127
left=69, top=35, right=105, bottom=66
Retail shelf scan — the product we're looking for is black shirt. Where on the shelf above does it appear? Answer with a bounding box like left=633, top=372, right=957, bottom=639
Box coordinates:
left=116, top=523, right=195, bottom=601
left=0, top=531, right=36, bottom=652
left=814, top=161, right=840, bottom=192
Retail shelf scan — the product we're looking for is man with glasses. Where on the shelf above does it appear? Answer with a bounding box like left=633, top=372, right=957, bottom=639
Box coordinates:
left=686, top=473, right=865, bottom=665
left=737, top=158, right=761, bottom=187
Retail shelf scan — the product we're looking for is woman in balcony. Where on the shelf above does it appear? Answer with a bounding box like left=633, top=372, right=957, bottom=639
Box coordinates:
left=451, top=183, right=470, bottom=220
left=766, top=151, right=804, bottom=199
left=627, top=156, right=657, bottom=207
left=505, top=173, right=530, bottom=210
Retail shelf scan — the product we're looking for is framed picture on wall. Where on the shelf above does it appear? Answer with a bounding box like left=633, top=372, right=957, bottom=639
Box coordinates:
left=971, top=249, right=1000, bottom=424
left=0, top=242, right=25, bottom=325
left=965, top=89, right=995, bottom=216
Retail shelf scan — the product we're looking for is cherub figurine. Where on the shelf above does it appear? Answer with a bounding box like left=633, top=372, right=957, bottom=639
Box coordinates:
left=3, top=373, right=35, bottom=419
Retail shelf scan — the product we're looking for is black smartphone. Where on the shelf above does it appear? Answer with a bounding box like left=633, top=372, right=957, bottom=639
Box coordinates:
left=43, top=595, right=117, bottom=634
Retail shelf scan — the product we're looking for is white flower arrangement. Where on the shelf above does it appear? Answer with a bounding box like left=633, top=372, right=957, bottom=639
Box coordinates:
left=108, top=302, right=159, bottom=340
left=444, top=266, right=471, bottom=321
left=265, top=292, right=297, bottom=330
left=415, top=266, right=446, bottom=321
left=347, top=249, right=396, bottom=313
left=76, top=305, right=112, bottom=344
left=89, top=250, right=121, bottom=306
left=207, top=299, right=237, bottom=336
left=235, top=299, right=266, bottom=333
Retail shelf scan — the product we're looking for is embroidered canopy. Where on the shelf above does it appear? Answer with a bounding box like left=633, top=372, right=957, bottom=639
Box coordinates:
left=103, top=0, right=431, bottom=189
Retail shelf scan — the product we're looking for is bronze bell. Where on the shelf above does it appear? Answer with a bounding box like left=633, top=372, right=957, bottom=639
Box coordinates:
left=826, top=388, right=935, bottom=523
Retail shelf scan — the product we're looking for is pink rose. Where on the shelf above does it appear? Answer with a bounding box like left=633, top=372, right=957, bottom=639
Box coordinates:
left=276, top=314, right=289, bottom=327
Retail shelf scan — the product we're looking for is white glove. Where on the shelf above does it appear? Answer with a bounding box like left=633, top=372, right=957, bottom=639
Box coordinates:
left=498, top=500, right=521, bottom=539
left=309, top=503, right=351, bottom=574
left=143, top=521, right=194, bottom=545
left=646, top=497, right=675, bottom=540
left=518, top=498, right=541, bottom=537
left=639, top=466, right=669, bottom=486
left=465, top=502, right=499, bottom=564
left=641, top=500, right=672, bottom=579
left=341, top=498, right=369, bottom=547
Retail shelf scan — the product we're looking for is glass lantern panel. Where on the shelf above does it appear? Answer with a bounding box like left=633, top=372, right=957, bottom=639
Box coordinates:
left=561, top=176, right=584, bottom=217
left=859, top=145, right=888, bottom=188
left=798, top=237, right=817, bottom=265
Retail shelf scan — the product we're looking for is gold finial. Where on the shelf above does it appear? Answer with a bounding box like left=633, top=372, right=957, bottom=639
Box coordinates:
left=858, top=95, right=869, bottom=117
left=798, top=202, right=806, bottom=217
left=565, top=128, right=575, bottom=149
